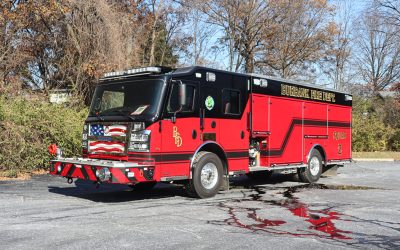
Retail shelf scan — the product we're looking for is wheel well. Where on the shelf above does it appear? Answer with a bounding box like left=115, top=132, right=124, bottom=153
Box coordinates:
left=194, top=143, right=228, bottom=176
left=312, top=145, right=326, bottom=166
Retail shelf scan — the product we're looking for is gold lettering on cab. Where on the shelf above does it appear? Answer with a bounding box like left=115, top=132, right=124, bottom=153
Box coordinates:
left=333, top=132, right=346, bottom=140
left=173, top=126, right=182, bottom=147
left=281, top=84, right=336, bottom=103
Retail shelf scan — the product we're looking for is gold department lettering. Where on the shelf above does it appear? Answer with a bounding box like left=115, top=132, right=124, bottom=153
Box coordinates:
left=281, top=84, right=336, bottom=103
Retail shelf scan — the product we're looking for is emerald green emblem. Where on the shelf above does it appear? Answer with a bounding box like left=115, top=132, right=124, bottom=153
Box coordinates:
left=205, top=96, right=215, bottom=110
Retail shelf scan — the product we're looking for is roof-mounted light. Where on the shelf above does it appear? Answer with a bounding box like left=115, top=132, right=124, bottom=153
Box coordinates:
left=103, top=67, right=162, bottom=78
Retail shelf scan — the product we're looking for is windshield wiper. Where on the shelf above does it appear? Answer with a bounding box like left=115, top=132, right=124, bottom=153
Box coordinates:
left=95, top=112, right=104, bottom=121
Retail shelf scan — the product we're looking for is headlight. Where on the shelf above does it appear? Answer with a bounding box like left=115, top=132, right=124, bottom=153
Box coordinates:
left=133, top=122, right=145, bottom=131
left=129, top=130, right=150, bottom=152
left=82, top=124, right=88, bottom=149
left=131, top=143, right=148, bottom=150
left=131, top=133, right=148, bottom=142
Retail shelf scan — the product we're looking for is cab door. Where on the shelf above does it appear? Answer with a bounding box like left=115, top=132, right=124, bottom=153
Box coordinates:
left=159, top=80, right=200, bottom=178
left=200, top=85, right=221, bottom=142
left=201, top=82, right=249, bottom=173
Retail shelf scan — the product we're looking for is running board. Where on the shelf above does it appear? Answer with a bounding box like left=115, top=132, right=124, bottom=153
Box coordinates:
left=160, top=176, right=188, bottom=182
left=326, top=159, right=352, bottom=165
left=249, top=164, right=307, bottom=172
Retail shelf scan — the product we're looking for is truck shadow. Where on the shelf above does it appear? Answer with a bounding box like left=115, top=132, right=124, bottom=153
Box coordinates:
left=230, top=172, right=301, bottom=188
left=48, top=179, right=187, bottom=203
left=48, top=172, right=303, bottom=203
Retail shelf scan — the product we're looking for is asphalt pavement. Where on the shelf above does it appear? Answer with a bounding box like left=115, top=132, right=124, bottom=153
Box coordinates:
left=1, top=162, right=399, bottom=249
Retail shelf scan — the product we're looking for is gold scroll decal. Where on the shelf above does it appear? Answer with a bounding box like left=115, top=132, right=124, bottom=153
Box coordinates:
left=281, top=84, right=336, bottom=103
left=333, top=131, right=346, bottom=140
left=173, top=126, right=182, bottom=147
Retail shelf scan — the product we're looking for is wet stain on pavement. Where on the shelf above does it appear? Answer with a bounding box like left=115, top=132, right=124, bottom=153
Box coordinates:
left=209, top=184, right=375, bottom=240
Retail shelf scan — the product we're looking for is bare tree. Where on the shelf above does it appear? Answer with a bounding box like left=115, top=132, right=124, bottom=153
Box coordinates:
left=0, top=1, right=29, bottom=91
left=197, top=0, right=271, bottom=73
left=258, top=0, right=336, bottom=79
left=376, top=0, right=400, bottom=26
left=354, top=10, right=400, bottom=92
left=323, top=0, right=354, bottom=90
left=148, top=0, right=164, bottom=65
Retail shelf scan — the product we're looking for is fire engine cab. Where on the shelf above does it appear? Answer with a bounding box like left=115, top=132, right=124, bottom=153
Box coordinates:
left=49, top=66, right=352, bottom=198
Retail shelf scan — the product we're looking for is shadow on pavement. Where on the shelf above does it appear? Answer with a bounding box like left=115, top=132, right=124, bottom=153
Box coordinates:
left=48, top=172, right=303, bottom=202
left=48, top=179, right=187, bottom=203
left=229, top=172, right=301, bottom=188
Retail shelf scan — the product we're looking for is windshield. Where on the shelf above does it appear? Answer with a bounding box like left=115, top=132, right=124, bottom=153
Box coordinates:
left=89, top=79, right=164, bottom=117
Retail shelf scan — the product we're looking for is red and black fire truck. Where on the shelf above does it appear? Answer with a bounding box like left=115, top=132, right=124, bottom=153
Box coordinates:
left=49, top=66, right=352, bottom=198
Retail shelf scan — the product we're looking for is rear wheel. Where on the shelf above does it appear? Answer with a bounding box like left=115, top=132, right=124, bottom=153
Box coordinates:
left=298, top=150, right=323, bottom=183
left=246, top=171, right=273, bottom=181
left=185, top=151, right=223, bottom=198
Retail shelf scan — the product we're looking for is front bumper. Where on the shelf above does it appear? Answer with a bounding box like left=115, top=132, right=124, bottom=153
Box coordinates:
left=49, top=158, right=156, bottom=184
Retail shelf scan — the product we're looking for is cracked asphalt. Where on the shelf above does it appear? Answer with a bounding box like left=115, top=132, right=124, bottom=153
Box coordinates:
left=1, top=161, right=400, bottom=250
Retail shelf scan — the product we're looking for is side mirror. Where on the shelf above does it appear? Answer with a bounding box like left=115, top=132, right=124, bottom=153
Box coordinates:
left=179, top=84, right=187, bottom=107
left=171, top=81, right=187, bottom=124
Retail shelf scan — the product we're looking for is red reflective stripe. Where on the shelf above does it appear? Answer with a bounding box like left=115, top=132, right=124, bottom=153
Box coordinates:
left=60, top=163, right=72, bottom=176
left=73, top=168, right=84, bottom=179
left=110, top=168, right=129, bottom=183
left=84, top=165, right=97, bottom=180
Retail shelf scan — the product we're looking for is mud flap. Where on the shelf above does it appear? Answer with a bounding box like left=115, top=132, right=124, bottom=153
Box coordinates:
left=220, top=174, right=230, bottom=191
left=322, top=164, right=341, bottom=177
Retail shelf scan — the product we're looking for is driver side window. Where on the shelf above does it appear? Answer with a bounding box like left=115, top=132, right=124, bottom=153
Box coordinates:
left=167, top=83, right=196, bottom=113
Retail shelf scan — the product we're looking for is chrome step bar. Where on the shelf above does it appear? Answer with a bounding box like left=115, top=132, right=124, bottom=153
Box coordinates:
left=249, top=164, right=307, bottom=172
left=51, top=157, right=152, bottom=168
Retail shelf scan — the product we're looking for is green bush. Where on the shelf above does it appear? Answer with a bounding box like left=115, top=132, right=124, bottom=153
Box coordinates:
left=352, top=96, right=398, bottom=152
left=352, top=113, right=393, bottom=151
left=389, top=129, right=400, bottom=151
left=0, top=96, right=87, bottom=172
left=1, top=169, right=18, bottom=178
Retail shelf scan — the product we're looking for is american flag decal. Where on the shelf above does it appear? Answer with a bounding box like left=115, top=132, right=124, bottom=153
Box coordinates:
left=89, top=124, right=127, bottom=153
left=89, top=141, right=125, bottom=153
left=90, top=124, right=127, bottom=137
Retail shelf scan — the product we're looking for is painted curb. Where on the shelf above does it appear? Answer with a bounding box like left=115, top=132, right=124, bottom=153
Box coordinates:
left=352, top=158, right=395, bottom=162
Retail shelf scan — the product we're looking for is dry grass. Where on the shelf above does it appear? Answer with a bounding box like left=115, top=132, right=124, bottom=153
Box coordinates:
left=353, top=151, right=400, bottom=160
left=0, top=169, right=47, bottom=181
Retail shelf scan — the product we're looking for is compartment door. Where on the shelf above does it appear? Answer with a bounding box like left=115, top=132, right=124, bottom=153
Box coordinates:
left=252, top=94, right=270, bottom=135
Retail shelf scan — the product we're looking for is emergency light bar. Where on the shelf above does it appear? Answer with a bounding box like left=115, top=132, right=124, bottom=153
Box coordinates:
left=103, top=67, right=162, bottom=78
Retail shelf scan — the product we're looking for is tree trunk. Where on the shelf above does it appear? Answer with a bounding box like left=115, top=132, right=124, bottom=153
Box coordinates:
left=149, top=0, right=164, bottom=66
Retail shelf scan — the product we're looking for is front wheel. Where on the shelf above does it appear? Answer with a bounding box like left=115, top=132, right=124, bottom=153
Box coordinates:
left=185, top=151, right=223, bottom=198
left=298, top=150, right=323, bottom=183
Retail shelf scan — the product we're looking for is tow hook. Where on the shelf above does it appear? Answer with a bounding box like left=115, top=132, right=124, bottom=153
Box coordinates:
left=67, top=177, right=73, bottom=184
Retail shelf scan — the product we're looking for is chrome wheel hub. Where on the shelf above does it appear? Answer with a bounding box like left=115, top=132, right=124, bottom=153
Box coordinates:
left=309, top=156, right=320, bottom=176
left=200, top=163, right=218, bottom=190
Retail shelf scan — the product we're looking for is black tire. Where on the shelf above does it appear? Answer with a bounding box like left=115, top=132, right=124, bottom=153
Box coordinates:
left=184, top=151, right=223, bottom=198
left=298, top=150, right=323, bottom=183
left=129, top=181, right=157, bottom=191
left=246, top=171, right=273, bottom=181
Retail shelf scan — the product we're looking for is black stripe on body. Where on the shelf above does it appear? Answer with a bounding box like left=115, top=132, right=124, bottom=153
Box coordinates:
left=66, top=165, right=76, bottom=177
left=261, top=119, right=351, bottom=157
